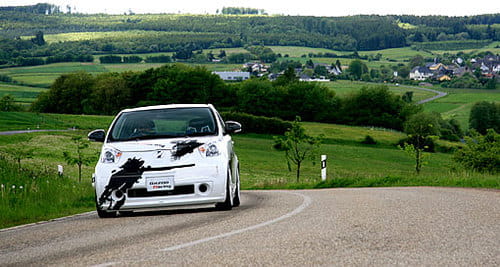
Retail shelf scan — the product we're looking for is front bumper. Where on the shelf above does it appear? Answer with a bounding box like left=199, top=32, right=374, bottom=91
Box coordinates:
left=95, top=164, right=227, bottom=211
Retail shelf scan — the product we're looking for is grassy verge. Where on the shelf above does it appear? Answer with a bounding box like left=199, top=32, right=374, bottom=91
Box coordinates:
left=247, top=172, right=500, bottom=190
left=0, top=156, right=95, bottom=229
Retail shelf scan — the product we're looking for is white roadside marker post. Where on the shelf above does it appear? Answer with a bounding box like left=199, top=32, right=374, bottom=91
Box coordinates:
left=57, top=165, right=63, bottom=176
left=321, top=155, right=327, bottom=181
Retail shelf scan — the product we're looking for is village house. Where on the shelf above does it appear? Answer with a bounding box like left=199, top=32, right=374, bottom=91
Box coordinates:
left=243, top=62, right=268, bottom=74
left=472, top=55, right=500, bottom=75
left=409, top=66, right=433, bottom=80
left=213, top=71, right=250, bottom=81
left=410, top=54, right=500, bottom=81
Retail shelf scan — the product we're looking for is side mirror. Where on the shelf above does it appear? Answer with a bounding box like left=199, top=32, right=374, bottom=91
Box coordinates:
left=88, top=129, right=106, bottom=142
left=225, top=121, right=242, bottom=134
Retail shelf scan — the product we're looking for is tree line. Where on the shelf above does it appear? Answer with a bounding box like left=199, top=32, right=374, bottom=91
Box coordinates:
left=0, top=12, right=408, bottom=51
left=32, top=64, right=422, bottom=131
left=1, top=11, right=498, bottom=67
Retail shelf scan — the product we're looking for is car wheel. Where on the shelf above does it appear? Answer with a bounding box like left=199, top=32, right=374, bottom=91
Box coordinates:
left=216, top=172, right=233, bottom=211
left=232, top=166, right=241, bottom=207
left=95, top=193, right=117, bottom=218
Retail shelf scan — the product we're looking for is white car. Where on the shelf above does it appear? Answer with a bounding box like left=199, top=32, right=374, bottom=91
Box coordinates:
left=88, top=104, right=241, bottom=218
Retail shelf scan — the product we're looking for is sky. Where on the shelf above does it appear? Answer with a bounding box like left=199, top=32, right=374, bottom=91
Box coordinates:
left=1, top=0, right=499, bottom=17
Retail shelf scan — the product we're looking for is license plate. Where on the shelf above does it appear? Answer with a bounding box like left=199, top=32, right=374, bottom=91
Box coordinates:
left=146, top=176, right=174, bottom=192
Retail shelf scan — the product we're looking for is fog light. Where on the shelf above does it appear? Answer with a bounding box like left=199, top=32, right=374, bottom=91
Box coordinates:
left=199, top=183, right=208, bottom=193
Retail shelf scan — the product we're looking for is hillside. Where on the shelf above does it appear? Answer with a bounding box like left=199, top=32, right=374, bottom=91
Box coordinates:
left=0, top=7, right=499, bottom=67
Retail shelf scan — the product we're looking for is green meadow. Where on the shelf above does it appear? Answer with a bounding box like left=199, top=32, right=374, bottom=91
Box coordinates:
left=0, top=83, right=46, bottom=105
left=0, top=63, right=108, bottom=87
left=423, top=88, right=500, bottom=129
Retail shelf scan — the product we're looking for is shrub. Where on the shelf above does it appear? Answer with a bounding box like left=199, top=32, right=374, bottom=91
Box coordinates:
left=0, top=95, right=23, bottom=112
left=100, top=55, right=122, bottom=64
left=361, top=135, right=377, bottom=145
left=220, top=112, right=291, bottom=135
left=122, top=56, right=143, bottom=63
left=453, top=129, right=499, bottom=173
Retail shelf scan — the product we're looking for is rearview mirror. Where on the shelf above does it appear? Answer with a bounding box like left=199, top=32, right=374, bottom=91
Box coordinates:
left=88, top=129, right=106, bottom=142
left=225, top=121, right=242, bottom=134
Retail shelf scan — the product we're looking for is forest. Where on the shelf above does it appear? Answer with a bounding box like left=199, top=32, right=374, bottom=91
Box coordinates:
left=0, top=4, right=499, bottom=67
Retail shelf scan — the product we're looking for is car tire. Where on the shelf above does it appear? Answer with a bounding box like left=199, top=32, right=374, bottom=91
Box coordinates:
left=232, top=166, right=241, bottom=207
left=95, top=193, right=117, bottom=218
left=216, top=173, right=233, bottom=211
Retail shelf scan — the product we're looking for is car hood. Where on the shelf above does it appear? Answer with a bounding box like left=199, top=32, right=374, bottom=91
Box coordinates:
left=106, top=137, right=215, bottom=152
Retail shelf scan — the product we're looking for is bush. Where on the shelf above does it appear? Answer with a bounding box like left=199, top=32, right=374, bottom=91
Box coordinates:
left=361, top=135, right=377, bottom=145
left=0, top=95, right=23, bottom=112
left=220, top=112, right=291, bottom=135
left=100, top=55, right=122, bottom=64
left=122, top=56, right=143, bottom=63
left=453, top=129, right=499, bottom=173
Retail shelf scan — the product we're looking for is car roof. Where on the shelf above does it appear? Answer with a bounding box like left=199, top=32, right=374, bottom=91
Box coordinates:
left=120, top=104, right=214, bottom=113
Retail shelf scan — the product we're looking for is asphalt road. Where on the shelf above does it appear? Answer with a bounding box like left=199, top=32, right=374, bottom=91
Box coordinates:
left=398, top=84, right=448, bottom=104
left=1, top=187, right=498, bottom=266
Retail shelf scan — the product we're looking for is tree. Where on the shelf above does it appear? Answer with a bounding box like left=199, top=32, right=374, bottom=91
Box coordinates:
left=453, top=129, right=499, bottom=173
left=63, top=136, right=95, bottom=182
left=469, top=101, right=500, bottom=135
left=32, top=71, right=94, bottom=114
left=335, top=60, right=342, bottom=70
left=402, top=91, right=413, bottom=103
left=274, top=66, right=298, bottom=85
left=348, top=59, right=368, bottom=80
left=1, top=140, right=33, bottom=170
left=273, top=117, right=322, bottom=182
left=89, top=72, right=131, bottom=115
left=339, top=85, right=419, bottom=130
left=0, top=95, right=22, bottom=111
left=409, top=55, right=425, bottom=69
left=217, top=50, right=226, bottom=59
left=400, top=112, right=440, bottom=174
left=31, top=31, right=45, bottom=46
left=313, top=65, right=328, bottom=77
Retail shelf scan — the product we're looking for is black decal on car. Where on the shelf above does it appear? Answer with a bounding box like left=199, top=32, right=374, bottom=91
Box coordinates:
left=172, top=140, right=204, bottom=159
left=98, top=158, right=196, bottom=210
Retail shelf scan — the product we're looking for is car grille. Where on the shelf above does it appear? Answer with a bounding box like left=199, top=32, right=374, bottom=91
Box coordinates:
left=127, top=185, right=195, bottom=198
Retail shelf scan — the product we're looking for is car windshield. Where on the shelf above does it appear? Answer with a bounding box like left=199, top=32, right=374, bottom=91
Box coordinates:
left=108, top=107, right=217, bottom=142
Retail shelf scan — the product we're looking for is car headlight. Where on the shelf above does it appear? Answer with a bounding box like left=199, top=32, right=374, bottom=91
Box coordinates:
left=198, top=143, right=220, bottom=157
left=102, top=148, right=122, bottom=163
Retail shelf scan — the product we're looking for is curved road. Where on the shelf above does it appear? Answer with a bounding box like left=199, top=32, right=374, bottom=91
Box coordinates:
left=405, top=85, right=448, bottom=104
left=1, top=187, right=498, bottom=266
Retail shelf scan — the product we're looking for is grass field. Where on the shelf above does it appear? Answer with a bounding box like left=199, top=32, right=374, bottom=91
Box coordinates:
left=423, top=88, right=500, bottom=129
left=0, top=83, right=47, bottom=105
left=324, top=80, right=436, bottom=102
left=0, top=63, right=108, bottom=87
